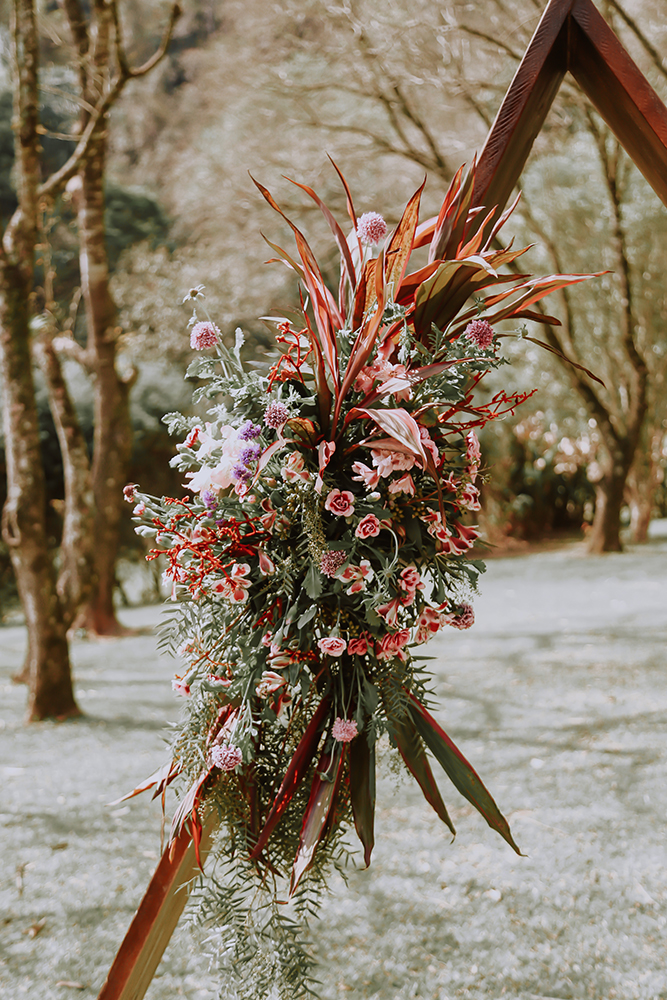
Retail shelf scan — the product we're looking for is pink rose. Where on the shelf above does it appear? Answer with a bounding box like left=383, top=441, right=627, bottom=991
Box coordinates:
left=318, top=636, right=347, bottom=657
left=347, top=634, right=369, bottom=656
left=355, top=513, right=381, bottom=538
left=325, top=489, right=355, bottom=517
left=399, top=565, right=423, bottom=593
left=375, top=629, right=410, bottom=662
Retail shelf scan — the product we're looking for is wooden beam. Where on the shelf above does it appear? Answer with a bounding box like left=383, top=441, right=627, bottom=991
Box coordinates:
left=570, top=0, right=667, bottom=207
left=96, top=812, right=218, bottom=1000
left=475, top=0, right=572, bottom=215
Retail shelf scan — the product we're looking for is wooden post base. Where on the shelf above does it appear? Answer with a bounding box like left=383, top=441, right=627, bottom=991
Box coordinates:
left=97, top=811, right=219, bottom=1000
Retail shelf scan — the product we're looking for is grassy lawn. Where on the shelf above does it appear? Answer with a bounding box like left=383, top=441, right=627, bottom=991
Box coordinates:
left=1, top=536, right=667, bottom=999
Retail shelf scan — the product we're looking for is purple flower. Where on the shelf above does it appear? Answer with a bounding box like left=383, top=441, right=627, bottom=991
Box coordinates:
left=233, top=464, right=252, bottom=482
left=320, top=550, right=346, bottom=577
left=264, top=401, right=290, bottom=430
left=240, top=443, right=261, bottom=465
left=201, top=489, right=217, bottom=510
left=190, top=321, right=220, bottom=350
left=357, top=212, right=388, bottom=247
left=238, top=419, right=262, bottom=441
left=464, top=319, right=495, bottom=349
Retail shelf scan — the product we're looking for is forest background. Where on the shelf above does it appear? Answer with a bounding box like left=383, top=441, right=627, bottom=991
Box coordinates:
left=1, top=0, right=666, bottom=715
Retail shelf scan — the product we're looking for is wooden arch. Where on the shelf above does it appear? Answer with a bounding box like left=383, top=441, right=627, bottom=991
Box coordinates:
left=474, top=0, right=667, bottom=218
left=95, top=3, right=667, bottom=999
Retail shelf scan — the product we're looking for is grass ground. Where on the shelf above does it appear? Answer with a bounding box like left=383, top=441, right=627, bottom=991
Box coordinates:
left=1, top=534, right=666, bottom=1000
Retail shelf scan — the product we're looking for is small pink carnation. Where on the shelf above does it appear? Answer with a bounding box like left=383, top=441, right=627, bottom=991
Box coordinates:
left=357, top=212, right=388, bottom=247
left=332, top=717, right=359, bottom=743
left=171, top=678, right=191, bottom=697
left=464, top=318, right=495, bottom=349
left=190, top=320, right=220, bottom=350
left=347, top=634, right=369, bottom=656
left=209, top=744, right=243, bottom=771
left=450, top=603, right=475, bottom=630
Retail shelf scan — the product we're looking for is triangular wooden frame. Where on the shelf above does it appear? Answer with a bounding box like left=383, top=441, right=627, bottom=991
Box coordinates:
left=474, top=0, right=667, bottom=216
left=94, top=3, right=667, bottom=998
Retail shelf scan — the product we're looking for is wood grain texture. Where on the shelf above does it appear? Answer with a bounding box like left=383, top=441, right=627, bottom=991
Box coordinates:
left=475, top=0, right=667, bottom=218
left=96, top=811, right=218, bottom=1000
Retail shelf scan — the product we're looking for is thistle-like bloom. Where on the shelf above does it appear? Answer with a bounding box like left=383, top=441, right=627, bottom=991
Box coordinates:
left=190, top=321, right=220, bottom=350
left=264, top=400, right=290, bottom=429
left=210, top=744, right=243, bottom=771
left=357, top=212, right=388, bottom=246
left=332, top=717, right=358, bottom=743
left=320, top=550, right=346, bottom=577
left=464, top=318, right=495, bottom=349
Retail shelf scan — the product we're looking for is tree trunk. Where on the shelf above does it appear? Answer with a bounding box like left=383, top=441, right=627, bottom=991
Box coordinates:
left=587, top=459, right=628, bottom=554
left=34, top=332, right=97, bottom=622
left=73, top=137, right=135, bottom=636
left=0, top=262, right=80, bottom=720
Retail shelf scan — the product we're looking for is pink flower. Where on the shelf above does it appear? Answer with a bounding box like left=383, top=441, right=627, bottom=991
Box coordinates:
left=190, top=321, right=220, bottom=350
left=210, top=563, right=252, bottom=603
left=415, top=607, right=445, bottom=644
left=123, top=483, right=138, bottom=503
left=355, top=513, right=381, bottom=538
left=325, top=489, right=355, bottom=517
left=376, top=597, right=402, bottom=627
left=398, top=566, right=424, bottom=606
left=171, top=678, right=191, bottom=697
left=357, top=212, right=388, bottom=246
left=261, top=632, right=273, bottom=647
left=318, top=636, right=347, bottom=657
left=258, top=550, right=276, bottom=576
left=353, top=360, right=410, bottom=400
left=282, top=451, right=311, bottom=483
left=424, top=509, right=450, bottom=543
left=256, top=670, right=287, bottom=698
left=375, top=629, right=411, bottom=662
left=451, top=603, right=475, bottom=630
left=352, top=461, right=380, bottom=488
left=388, top=473, right=415, bottom=496
left=419, top=426, right=440, bottom=465
left=459, top=482, right=481, bottom=510
left=320, top=550, right=347, bottom=577
left=332, top=717, right=359, bottom=742
left=184, top=426, right=201, bottom=449
left=464, top=318, right=495, bottom=349
left=466, top=430, right=481, bottom=480
left=371, top=448, right=415, bottom=479
left=338, top=560, right=374, bottom=594
left=264, top=400, right=290, bottom=429
left=347, top=634, right=369, bottom=656
left=133, top=502, right=146, bottom=516
left=209, top=744, right=243, bottom=771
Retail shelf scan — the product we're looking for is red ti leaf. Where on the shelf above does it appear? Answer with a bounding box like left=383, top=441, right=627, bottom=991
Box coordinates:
left=289, top=742, right=344, bottom=898
left=347, top=407, right=427, bottom=465
left=391, top=712, right=455, bottom=836
left=249, top=694, right=331, bottom=861
left=406, top=693, right=523, bottom=855
left=348, top=734, right=376, bottom=867
left=385, top=178, right=426, bottom=297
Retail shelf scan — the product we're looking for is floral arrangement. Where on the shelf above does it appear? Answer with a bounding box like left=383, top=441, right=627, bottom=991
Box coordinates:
left=126, top=162, right=594, bottom=998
